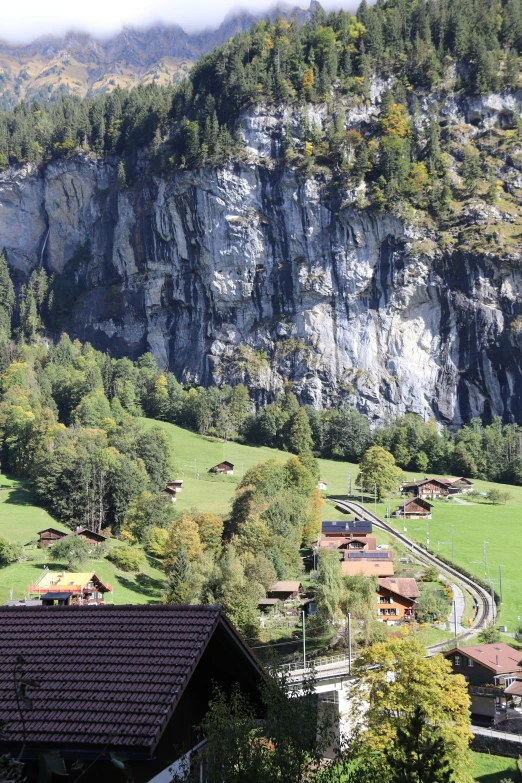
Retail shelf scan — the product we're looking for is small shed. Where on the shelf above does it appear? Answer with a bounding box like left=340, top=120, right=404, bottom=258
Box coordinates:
left=257, top=598, right=281, bottom=614
left=38, top=528, right=68, bottom=548
left=317, top=479, right=328, bottom=492
left=209, top=461, right=234, bottom=475
left=161, top=487, right=177, bottom=503
left=267, top=581, right=303, bottom=602
left=167, top=479, right=184, bottom=492
left=72, top=528, right=107, bottom=546
left=392, top=497, right=433, bottom=519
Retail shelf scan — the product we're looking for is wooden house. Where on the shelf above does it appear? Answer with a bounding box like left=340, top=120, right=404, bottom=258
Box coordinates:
left=439, top=477, right=474, bottom=495
left=161, top=486, right=178, bottom=503
left=391, top=497, right=433, bottom=519
left=376, top=578, right=420, bottom=624
left=267, top=581, right=303, bottom=602
left=209, top=461, right=234, bottom=475
left=318, top=535, right=377, bottom=552
left=400, top=478, right=449, bottom=499
left=71, top=527, right=107, bottom=546
left=340, top=551, right=394, bottom=577
left=38, top=527, right=68, bottom=548
left=322, top=519, right=372, bottom=538
left=29, top=571, right=113, bottom=605
left=444, top=643, right=522, bottom=718
left=257, top=597, right=281, bottom=614
left=167, top=479, right=184, bottom=492
left=0, top=605, right=263, bottom=783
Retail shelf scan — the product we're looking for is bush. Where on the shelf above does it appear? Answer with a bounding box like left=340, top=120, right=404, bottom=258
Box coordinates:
left=0, top=536, right=23, bottom=565
left=421, top=566, right=440, bottom=583
left=49, top=536, right=90, bottom=569
left=106, top=545, right=146, bottom=572
left=477, top=623, right=501, bottom=644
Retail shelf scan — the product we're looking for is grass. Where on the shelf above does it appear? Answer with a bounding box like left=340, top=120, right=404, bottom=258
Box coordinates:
left=471, top=751, right=519, bottom=782
left=0, top=475, right=166, bottom=605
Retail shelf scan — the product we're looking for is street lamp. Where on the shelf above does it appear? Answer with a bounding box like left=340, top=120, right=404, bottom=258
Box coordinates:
left=483, top=541, right=489, bottom=576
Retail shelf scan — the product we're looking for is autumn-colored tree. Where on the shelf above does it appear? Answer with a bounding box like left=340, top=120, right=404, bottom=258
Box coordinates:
left=164, top=514, right=202, bottom=565
left=197, top=512, right=224, bottom=556
left=379, top=102, right=411, bottom=138
left=349, top=636, right=472, bottom=783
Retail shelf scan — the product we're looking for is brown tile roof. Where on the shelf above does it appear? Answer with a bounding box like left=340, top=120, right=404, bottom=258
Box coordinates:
left=398, top=497, right=433, bottom=509
left=378, top=577, right=420, bottom=599
left=445, top=643, right=522, bottom=674
left=270, top=581, right=302, bottom=593
left=341, top=560, right=395, bottom=577
left=505, top=680, right=522, bottom=696
left=0, top=604, right=259, bottom=755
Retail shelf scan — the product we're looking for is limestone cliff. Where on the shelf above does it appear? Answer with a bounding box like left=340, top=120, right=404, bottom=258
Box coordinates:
left=1, top=93, right=522, bottom=426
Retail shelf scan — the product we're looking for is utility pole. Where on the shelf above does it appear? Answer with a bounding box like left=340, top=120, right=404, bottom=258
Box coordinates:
left=426, top=517, right=430, bottom=547
left=454, top=600, right=458, bottom=639
left=403, top=502, right=407, bottom=533
left=499, top=564, right=503, bottom=605
left=347, top=612, right=352, bottom=674
left=374, top=483, right=377, bottom=514
left=490, top=581, right=495, bottom=621
left=450, top=525, right=454, bottom=564
left=483, top=541, right=489, bottom=576
left=347, top=472, right=351, bottom=497
left=302, top=611, right=306, bottom=669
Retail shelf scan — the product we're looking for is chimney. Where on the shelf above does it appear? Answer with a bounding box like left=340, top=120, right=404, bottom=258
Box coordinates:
left=496, top=655, right=499, bottom=666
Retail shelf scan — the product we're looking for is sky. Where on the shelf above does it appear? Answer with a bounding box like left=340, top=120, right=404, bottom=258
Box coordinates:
left=1, top=0, right=358, bottom=43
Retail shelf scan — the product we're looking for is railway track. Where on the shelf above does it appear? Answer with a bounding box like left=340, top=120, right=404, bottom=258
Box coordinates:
left=331, top=498, right=494, bottom=649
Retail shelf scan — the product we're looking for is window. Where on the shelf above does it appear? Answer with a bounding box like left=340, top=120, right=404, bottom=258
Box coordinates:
left=504, top=677, right=516, bottom=688
left=454, top=656, right=461, bottom=666
left=468, top=658, right=475, bottom=668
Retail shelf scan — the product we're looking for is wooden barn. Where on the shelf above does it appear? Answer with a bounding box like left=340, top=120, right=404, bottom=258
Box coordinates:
left=392, top=497, right=433, bottom=519
left=267, top=581, right=303, bottom=602
left=72, top=527, right=107, bottom=546
left=167, top=479, right=184, bottom=492
left=209, top=461, right=234, bottom=475
left=38, top=527, right=68, bottom=548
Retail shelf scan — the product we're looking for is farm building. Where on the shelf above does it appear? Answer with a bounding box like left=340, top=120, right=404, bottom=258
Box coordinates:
left=267, top=581, right=303, bottom=601
left=322, top=520, right=373, bottom=537
left=37, top=527, right=68, bottom=547
left=439, top=477, right=474, bottom=494
left=391, top=497, right=433, bottom=519
left=167, top=479, right=184, bottom=492
left=161, top=486, right=178, bottom=502
left=0, top=605, right=263, bottom=782
left=38, top=527, right=107, bottom=548
left=400, top=478, right=449, bottom=499
left=209, top=461, right=234, bottom=474
left=257, top=597, right=281, bottom=614
left=29, top=571, right=113, bottom=605
left=444, top=643, right=522, bottom=718
left=376, top=578, right=420, bottom=624
left=317, top=479, right=328, bottom=491
left=340, top=551, right=394, bottom=577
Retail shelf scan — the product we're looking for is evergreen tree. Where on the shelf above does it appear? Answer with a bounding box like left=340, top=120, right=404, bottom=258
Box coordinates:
left=164, top=545, right=193, bottom=604
left=461, top=143, right=481, bottom=195
left=384, top=706, right=453, bottom=783
left=288, top=408, right=314, bottom=455
left=0, top=252, right=14, bottom=338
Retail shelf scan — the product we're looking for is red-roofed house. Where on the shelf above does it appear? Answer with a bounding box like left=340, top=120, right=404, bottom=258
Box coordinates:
left=444, top=643, right=522, bottom=718
left=376, top=578, right=420, bottom=624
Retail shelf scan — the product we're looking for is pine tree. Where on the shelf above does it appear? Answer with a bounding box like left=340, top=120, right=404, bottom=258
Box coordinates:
left=487, top=168, right=498, bottom=205
left=0, top=252, right=14, bottom=338
left=385, top=706, right=453, bottom=783
left=505, top=48, right=520, bottom=90
left=461, top=143, right=481, bottom=195
left=117, top=160, right=127, bottom=190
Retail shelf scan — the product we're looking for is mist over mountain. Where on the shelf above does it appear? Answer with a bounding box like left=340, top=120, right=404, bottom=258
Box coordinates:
left=0, top=2, right=312, bottom=109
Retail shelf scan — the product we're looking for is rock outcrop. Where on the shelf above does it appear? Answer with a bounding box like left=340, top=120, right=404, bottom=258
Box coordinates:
left=1, top=88, right=522, bottom=425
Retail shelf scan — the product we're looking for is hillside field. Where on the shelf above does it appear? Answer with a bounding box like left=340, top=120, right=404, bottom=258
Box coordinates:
left=1, top=417, right=521, bottom=628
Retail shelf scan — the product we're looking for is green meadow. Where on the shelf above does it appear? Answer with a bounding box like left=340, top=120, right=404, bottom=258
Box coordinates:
left=1, top=417, right=521, bottom=627
left=471, top=751, right=519, bottom=782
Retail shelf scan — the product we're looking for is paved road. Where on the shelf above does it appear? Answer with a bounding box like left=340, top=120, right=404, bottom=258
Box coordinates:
left=472, top=724, right=522, bottom=743
left=437, top=580, right=466, bottom=635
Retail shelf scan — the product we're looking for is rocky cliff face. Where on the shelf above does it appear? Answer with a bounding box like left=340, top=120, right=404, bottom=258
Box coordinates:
left=1, top=94, right=522, bottom=426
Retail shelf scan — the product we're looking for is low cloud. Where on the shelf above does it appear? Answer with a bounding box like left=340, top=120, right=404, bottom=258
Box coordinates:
left=1, top=0, right=360, bottom=44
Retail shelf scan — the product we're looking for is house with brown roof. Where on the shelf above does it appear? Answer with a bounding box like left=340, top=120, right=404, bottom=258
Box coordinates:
left=400, top=478, right=449, bottom=499
left=391, top=497, right=433, bottom=519
left=444, top=643, right=522, bottom=718
left=161, top=486, right=178, bottom=503
left=38, top=527, right=68, bottom=547
left=39, top=527, right=107, bottom=548
left=167, top=479, right=184, bottom=492
left=267, top=581, right=303, bottom=601
left=439, top=477, right=474, bottom=494
left=376, top=578, right=420, bottom=624
left=209, top=461, right=234, bottom=475
left=0, top=605, right=263, bottom=782
left=318, top=536, right=377, bottom=552
left=341, top=552, right=395, bottom=577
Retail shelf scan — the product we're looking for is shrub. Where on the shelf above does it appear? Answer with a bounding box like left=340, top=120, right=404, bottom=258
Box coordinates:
left=49, top=536, right=90, bottom=569
left=477, top=623, right=501, bottom=644
left=0, top=536, right=23, bottom=565
left=106, top=545, right=146, bottom=572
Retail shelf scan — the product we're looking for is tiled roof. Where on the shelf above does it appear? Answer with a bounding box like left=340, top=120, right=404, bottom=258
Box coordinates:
left=322, top=520, right=373, bottom=534
left=378, top=577, right=420, bottom=599
left=270, top=581, right=302, bottom=592
left=445, top=643, right=522, bottom=674
left=0, top=604, right=251, bottom=754
left=505, top=680, right=522, bottom=696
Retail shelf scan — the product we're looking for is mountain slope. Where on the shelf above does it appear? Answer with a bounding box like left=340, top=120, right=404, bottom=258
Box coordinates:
left=0, top=3, right=310, bottom=108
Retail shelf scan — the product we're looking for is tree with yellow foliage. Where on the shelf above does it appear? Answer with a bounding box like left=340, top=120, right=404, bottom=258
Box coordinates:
left=164, top=514, right=202, bottom=565
left=349, top=636, right=472, bottom=783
